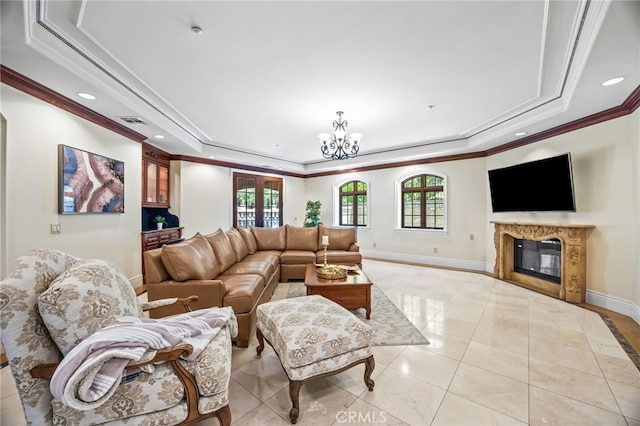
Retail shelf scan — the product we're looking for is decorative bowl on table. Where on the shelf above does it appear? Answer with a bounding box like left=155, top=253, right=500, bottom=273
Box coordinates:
left=316, top=265, right=348, bottom=280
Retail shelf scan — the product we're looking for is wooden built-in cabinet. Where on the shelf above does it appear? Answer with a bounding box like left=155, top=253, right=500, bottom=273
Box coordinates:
left=142, top=143, right=171, bottom=208
left=142, top=228, right=183, bottom=252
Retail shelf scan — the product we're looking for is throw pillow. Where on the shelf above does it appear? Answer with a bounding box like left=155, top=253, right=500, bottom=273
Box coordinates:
left=252, top=226, right=286, bottom=251
left=226, top=227, right=249, bottom=262
left=237, top=227, right=258, bottom=254
left=318, top=225, right=357, bottom=250
left=38, top=259, right=142, bottom=355
left=161, top=233, right=220, bottom=281
left=204, top=229, right=237, bottom=273
left=285, top=224, right=319, bottom=251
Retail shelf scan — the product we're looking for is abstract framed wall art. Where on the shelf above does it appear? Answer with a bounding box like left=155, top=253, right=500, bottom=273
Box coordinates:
left=58, top=145, right=125, bottom=214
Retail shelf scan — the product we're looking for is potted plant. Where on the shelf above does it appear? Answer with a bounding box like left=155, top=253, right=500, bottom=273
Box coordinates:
left=303, top=201, right=323, bottom=227
left=154, top=215, right=166, bottom=230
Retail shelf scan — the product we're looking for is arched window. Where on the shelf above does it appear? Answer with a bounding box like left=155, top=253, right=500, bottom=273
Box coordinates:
left=401, top=174, right=444, bottom=229
left=339, top=180, right=368, bottom=226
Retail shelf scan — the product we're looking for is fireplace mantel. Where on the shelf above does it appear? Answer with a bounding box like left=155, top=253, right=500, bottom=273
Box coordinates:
left=491, top=221, right=594, bottom=303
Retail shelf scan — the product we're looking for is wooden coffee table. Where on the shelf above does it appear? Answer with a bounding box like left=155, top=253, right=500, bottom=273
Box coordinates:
left=304, top=263, right=372, bottom=319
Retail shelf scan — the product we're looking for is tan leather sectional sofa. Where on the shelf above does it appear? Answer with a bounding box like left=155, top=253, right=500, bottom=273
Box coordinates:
left=143, top=224, right=362, bottom=347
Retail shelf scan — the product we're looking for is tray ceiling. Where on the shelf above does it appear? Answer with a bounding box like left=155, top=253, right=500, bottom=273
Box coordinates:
left=1, top=0, right=638, bottom=174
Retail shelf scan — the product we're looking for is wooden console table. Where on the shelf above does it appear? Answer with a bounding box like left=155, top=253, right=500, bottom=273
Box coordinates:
left=491, top=221, right=593, bottom=303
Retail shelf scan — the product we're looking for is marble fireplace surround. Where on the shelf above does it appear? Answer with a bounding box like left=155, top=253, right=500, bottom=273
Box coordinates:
left=491, top=221, right=594, bottom=303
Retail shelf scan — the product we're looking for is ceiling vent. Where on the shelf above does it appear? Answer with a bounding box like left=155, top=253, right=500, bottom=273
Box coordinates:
left=118, top=116, right=147, bottom=125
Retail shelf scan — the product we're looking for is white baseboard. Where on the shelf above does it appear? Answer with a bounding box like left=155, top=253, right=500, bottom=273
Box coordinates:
left=586, top=290, right=640, bottom=325
left=361, top=249, right=640, bottom=326
left=360, top=249, right=486, bottom=272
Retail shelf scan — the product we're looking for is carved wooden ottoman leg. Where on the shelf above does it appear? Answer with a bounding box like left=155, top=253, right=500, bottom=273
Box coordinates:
left=289, top=380, right=302, bottom=424
left=256, top=327, right=265, bottom=356
left=364, top=355, right=375, bottom=391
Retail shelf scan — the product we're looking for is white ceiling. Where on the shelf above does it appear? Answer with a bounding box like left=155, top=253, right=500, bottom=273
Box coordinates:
left=1, top=0, right=639, bottom=174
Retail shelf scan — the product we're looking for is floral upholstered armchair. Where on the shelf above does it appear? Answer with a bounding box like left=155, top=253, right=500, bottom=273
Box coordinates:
left=0, top=249, right=237, bottom=426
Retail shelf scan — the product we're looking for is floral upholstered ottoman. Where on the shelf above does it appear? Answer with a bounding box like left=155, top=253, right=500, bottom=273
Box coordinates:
left=256, top=294, right=375, bottom=424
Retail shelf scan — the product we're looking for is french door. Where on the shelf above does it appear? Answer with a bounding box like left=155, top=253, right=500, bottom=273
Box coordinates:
left=233, top=172, right=283, bottom=228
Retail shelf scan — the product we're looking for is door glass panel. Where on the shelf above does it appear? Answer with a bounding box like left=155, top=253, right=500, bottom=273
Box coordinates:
left=263, top=180, right=280, bottom=228
left=158, top=165, right=168, bottom=204
left=236, top=177, right=256, bottom=228
left=146, top=162, right=157, bottom=203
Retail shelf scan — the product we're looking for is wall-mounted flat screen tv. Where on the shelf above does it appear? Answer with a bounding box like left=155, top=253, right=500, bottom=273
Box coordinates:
left=488, top=153, right=576, bottom=212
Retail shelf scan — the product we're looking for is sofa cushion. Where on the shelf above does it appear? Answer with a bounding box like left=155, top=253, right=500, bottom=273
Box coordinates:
left=204, top=229, right=237, bottom=273
left=280, top=250, right=317, bottom=265
left=226, top=227, right=249, bottom=262
left=244, top=251, right=281, bottom=270
left=252, top=226, right=286, bottom=251
left=285, top=225, right=319, bottom=251
left=224, top=261, right=273, bottom=282
left=217, top=274, right=265, bottom=313
left=318, top=225, right=357, bottom=250
left=38, top=259, right=142, bottom=355
left=161, top=233, right=219, bottom=282
left=237, top=227, right=258, bottom=254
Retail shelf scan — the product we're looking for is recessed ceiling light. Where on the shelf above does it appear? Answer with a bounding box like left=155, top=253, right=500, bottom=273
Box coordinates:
left=515, top=131, right=527, bottom=136
left=77, top=92, right=96, bottom=100
left=601, top=77, right=624, bottom=86
left=153, top=134, right=165, bottom=139
left=191, top=26, right=203, bottom=35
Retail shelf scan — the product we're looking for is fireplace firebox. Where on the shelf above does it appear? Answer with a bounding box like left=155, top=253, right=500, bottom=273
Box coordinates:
left=514, top=238, right=561, bottom=284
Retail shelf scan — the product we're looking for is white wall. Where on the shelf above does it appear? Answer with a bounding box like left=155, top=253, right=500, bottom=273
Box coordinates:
left=175, top=161, right=307, bottom=238
left=304, top=158, right=488, bottom=270
left=635, top=110, right=640, bottom=322
left=486, top=111, right=640, bottom=319
left=1, top=86, right=143, bottom=283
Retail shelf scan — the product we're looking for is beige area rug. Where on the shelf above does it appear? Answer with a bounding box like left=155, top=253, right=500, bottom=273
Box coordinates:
left=287, top=282, right=430, bottom=347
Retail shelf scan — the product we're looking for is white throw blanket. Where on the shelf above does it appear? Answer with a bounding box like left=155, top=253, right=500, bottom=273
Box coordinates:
left=50, top=307, right=236, bottom=411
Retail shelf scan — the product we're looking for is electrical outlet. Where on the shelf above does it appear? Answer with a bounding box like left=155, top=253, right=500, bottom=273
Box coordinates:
left=373, top=242, right=377, bottom=248
left=433, top=247, right=438, bottom=254
left=50, top=224, right=61, bottom=234
left=470, top=234, right=475, bottom=240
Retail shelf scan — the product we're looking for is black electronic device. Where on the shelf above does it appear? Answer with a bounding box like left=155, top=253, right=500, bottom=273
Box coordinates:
left=488, top=153, right=576, bottom=212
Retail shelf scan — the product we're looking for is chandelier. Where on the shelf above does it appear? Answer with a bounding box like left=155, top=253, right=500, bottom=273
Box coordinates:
left=318, top=111, right=362, bottom=160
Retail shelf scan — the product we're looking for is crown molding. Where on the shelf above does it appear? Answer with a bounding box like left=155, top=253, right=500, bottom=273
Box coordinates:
left=2, top=65, right=638, bottom=176
left=486, top=84, right=640, bottom=156
left=171, top=155, right=306, bottom=179
left=0, top=65, right=146, bottom=143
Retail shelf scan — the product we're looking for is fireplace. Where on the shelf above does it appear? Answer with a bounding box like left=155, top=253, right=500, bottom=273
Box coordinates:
left=491, top=222, right=593, bottom=303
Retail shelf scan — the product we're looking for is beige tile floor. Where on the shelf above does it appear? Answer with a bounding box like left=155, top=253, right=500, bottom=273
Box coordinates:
left=2, top=259, right=640, bottom=425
